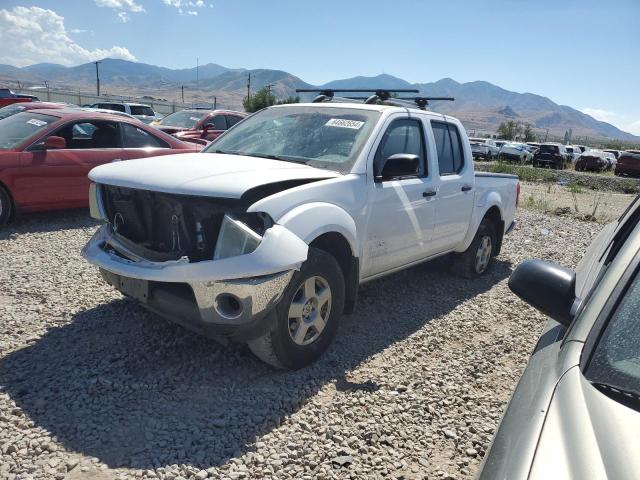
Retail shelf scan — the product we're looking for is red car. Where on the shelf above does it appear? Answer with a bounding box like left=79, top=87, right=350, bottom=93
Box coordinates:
left=153, top=109, right=246, bottom=142
left=0, top=108, right=201, bottom=225
left=614, top=150, right=640, bottom=177
left=0, top=101, right=73, bottom=120
left=0, top=88, right=38, bottom=108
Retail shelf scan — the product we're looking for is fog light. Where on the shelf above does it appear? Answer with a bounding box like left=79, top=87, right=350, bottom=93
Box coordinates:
left=215, top=293, right=243, bottom=319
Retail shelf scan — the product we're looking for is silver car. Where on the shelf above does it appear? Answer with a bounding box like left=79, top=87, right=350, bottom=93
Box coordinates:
left=479, top=196, right=640, bottom=479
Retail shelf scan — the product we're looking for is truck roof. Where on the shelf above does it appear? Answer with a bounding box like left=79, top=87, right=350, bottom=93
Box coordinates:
left=270, top=101, right=457, bottom=120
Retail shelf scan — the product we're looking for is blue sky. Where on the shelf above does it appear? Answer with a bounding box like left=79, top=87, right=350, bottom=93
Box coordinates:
left=1, top=0, right=639, bottom=134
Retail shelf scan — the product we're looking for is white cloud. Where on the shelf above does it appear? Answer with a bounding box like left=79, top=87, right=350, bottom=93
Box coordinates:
left=162, top=0, right=212, bottom=14
left=117, top=11, right=130, bottom=22
left=70, top=28, right=87, bottom=34
left=582, top=107, right=640, bottom=136
left=95, top=0, right=145, bottom=13
left=0, top=6, right=136, bottom=67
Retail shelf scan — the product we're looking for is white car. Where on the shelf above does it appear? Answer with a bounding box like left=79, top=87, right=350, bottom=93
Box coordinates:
left=469, top=137, right=500, bottom=160
left=564, top=145, right=582, bottom=162
left=83, top=98, right=519, bottom=369
left=499, top=142, right=533, bottom=163
left=88, top=102, right=160, bottom=124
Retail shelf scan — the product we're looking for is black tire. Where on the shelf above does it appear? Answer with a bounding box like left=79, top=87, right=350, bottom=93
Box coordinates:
left=486, top=152, right=493, bottom=161
left=248, top=247, right=345, bottom=370
left=451, top=218, right=497, bottom=279
left=0, top=186, right=12, bottom=227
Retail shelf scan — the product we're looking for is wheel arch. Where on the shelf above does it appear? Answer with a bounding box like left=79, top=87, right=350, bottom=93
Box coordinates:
left=0, top=180, right=16, bottom=223
left=458, top=202, right=505, bottom=255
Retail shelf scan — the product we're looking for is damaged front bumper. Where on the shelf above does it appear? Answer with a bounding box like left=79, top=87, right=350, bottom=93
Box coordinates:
left=82, top=224, right=308, bottom=340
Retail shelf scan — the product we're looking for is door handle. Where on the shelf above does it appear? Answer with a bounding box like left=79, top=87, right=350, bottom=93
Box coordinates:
left=461, top=185, right=472, bottom=192
left=423, top=190, right=437, bottom=197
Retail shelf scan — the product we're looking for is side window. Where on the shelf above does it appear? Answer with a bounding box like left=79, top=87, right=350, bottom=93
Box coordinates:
left=51, top=120, right=121, bottom=149
left=121, top=122, right=168, bottom=148
left=225, top=115, right=242, bottom=128
left=206, top=115, right=227, bottom=130
left=432, top=121, right=464, bottom=175
left=374, top=118, right=426, bottom=177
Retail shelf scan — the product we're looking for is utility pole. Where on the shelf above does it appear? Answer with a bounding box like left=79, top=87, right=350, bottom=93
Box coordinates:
left=44, top=80, right=50, bottom=101
left=544, top=128, right=549, bottom=142
left=266, top=83, right=275, bottom=102
left=181, top=85, right=185, bottom=103
left=94, top=61, right=102, bottom=96
left=213, top=96, right=217, bottom=109
left=247, top=72, right=251, bottom=102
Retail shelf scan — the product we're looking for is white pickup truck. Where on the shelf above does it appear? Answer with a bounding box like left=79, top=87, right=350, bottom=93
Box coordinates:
left=82, top=97, right=519, bottom=369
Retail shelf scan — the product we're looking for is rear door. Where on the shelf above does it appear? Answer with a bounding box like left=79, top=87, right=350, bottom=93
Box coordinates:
left=362, top=116, right=437, bottom=278
left=430, top=121, right=475, bottom=252
left=19, top=119, right=124, bottom=207
left=120, top=121, right=179, bottom=160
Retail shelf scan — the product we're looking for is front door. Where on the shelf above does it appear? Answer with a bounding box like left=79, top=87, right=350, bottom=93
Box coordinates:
left=19, top=120, right=124, bottom=208
left=361, top=117, right=436, bottom=278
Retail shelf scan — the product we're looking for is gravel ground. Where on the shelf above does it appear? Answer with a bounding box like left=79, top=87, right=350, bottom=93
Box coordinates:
left=0, top=208, right=608, bottom=480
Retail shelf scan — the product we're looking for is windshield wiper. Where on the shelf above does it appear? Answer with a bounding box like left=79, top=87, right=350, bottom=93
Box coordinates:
left=591, top=381, right=640, bottom=409
left=208, top=149, right=243, bottom=156
left=242, top=152, right=308, bottom=164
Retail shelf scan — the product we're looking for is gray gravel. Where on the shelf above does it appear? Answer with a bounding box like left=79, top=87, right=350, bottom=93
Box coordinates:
left=0, top=208, right=606, bottom=480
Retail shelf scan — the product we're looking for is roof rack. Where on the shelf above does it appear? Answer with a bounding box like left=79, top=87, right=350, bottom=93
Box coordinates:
left=295, top=88, right=454, bottom=110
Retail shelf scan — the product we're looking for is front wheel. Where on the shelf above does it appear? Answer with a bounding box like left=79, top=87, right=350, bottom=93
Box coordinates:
left=451, top=218, right=497, bottom=278
left=0, top=187, right=12, bottom=227
left=248, top=248, right=345, bottom=369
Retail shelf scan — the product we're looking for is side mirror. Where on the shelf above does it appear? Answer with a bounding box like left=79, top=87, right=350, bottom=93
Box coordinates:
left=375, top=154, right=420, bottom=182
left=508, top=259, right=577, bottom=328
left=43, top=136, right=66, bottom=150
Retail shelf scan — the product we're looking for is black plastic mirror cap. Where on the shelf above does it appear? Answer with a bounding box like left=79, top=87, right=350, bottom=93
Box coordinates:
left=377, top=154, right=420, bottom=181
left=508, top=259, right=577, bottom=328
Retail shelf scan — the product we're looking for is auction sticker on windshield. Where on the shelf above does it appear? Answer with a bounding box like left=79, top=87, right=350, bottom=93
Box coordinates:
left=325, top=118, right=364, bottom=130
left=26, top=119, right=47, bottom=127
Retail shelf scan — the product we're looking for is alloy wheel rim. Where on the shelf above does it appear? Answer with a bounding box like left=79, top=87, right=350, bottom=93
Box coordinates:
left=288, top=275, right=332, bottom=346
left=475, top=236, right=492, bottom=274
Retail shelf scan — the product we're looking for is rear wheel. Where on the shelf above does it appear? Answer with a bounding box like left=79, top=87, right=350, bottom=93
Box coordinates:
left=248, top=248, right=345, bottom=370
left=451, top=218, right=497, bottom=278
left=0, top=186, right=12, bottom=227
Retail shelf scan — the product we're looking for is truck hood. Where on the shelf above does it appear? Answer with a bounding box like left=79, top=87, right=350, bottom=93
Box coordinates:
left=529, top=367, right=640, bottom=480
left=88, top=152, right=340, bottom=199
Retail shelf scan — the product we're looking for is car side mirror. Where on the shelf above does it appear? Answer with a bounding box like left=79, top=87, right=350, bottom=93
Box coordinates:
left=508, top=259, right=577, bottom=328
left=375, top=154, right=420, bottom=182
left=43, top=136, right=66, bottom=150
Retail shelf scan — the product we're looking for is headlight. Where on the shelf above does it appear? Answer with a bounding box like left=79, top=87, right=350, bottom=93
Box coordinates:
left=89, top=183, right=106, bottom=221
left=213, top=214, right=262, bottom=260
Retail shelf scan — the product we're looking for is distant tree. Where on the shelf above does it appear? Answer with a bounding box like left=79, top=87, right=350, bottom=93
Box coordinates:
left=497, top=120, right=522, bottom=140
left=563, top=130, right=570, bottom=144
left=243, top=86, right=276, bottom=113
left=522, top=123, right=536, bottom=142
left=276, top=96, right=300, bottom=105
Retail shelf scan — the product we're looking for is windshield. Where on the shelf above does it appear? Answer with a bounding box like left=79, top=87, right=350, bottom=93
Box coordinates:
left=0, top=112, right=56, bottom=150
left=204, top=105, right=381, bottom=173
left=469, top=138, right=485, bottom=144
left=585, top=270, right=640, bottom=404
left=540, top=144, right=560, bottom=153
left=0, top=104, right=27, bottom=120
left=159, top=110, right=204, bottom=128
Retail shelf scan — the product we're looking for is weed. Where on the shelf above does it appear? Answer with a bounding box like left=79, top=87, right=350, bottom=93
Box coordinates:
left=567, top=182, right=584, bottom=194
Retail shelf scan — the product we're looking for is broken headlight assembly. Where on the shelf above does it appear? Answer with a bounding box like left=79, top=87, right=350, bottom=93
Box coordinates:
left=213, top=213, right=272, bottom=260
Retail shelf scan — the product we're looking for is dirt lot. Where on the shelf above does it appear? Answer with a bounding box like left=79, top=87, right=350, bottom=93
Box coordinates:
left=520, top=181, right=636, bottom=223
left=0, top=207, right=616, bottom=480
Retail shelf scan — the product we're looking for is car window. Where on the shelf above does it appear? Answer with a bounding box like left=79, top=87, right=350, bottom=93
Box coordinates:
left=207, top=115, right=227, bottom=130
left=158, top=110, right=203, bottom=128
left=100, top=103, right=126, bottom=113
left=374, top=118, right=426, bottom=177
left=130, top=106, right=154, bottom=117
left=0, top=112, right=57, bottom=150
left=225, top=115, right=242, bottom=128
left=540, top=144, right=559, bottom=154
left=584, top=267, right=640, bottom=407
left=51, top=120, right=121, bottom=149
left=432, top=121, right=464, bottom=175
left=121, top=122, right=168, bottom=148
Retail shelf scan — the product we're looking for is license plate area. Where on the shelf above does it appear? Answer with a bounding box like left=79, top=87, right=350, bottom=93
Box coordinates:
left=119, top=277, right=149, bottom=303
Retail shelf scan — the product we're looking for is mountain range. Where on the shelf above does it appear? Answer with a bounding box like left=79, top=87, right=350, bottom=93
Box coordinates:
left=0, top=58, right=636, bottom=142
